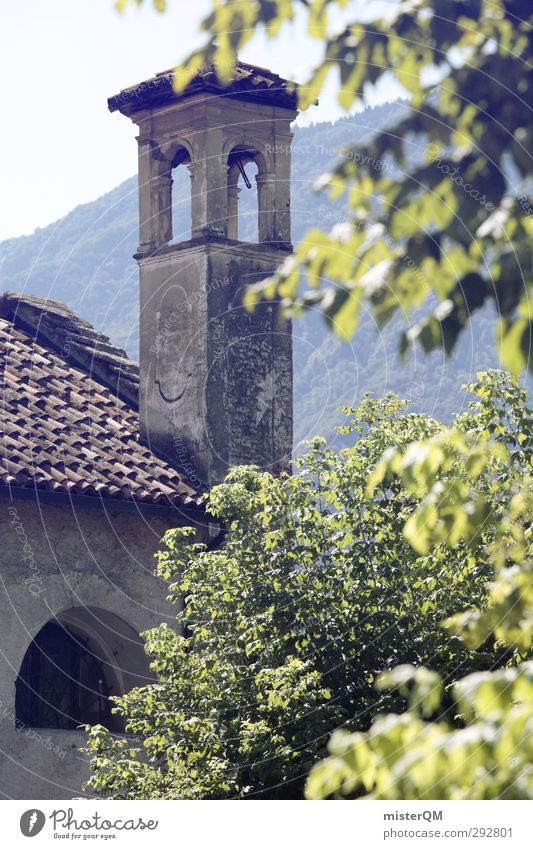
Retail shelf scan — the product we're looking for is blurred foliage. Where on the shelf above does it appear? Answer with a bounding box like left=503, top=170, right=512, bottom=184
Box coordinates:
left=84, top=371, right=527, bottom=798
left=122, top=0, right=533, bottom=371
left=116, top=0, right=166, bottom=11
left=306, top=371, right=533, bottom=800
left=306, top=662, right=533, bottom=799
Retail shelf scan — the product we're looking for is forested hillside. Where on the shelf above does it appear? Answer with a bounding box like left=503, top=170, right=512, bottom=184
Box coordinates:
left=0, top=101, right=518, bottom=445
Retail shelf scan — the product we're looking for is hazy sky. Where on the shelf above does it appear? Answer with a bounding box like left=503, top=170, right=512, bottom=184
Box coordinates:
left=0, top=0, right=400, bottom=242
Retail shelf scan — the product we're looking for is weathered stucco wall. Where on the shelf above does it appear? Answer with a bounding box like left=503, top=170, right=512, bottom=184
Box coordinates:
left=139, top=240, right=293, bottom=488
left=0, top=491, right=197, bottom=800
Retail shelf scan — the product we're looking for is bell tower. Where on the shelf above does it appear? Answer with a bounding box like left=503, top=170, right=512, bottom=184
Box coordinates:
left=108, top=62, right=298, bottom=488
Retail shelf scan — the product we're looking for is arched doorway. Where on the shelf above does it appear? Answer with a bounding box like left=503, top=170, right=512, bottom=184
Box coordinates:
left=16, top=621, right=112, bottom=729
left=15, top=607, right=152, bottom=732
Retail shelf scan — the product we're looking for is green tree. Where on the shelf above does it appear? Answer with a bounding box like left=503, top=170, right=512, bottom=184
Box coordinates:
left=117, top=0, right=533, bottom=373
left=306, top=373, right=533, bottom=800
left=84, top=372, right=525, bottom=799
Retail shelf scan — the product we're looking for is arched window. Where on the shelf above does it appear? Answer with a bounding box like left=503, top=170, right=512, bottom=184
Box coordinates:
left=15, top=608, right=152, bottom=732
left=227, top=147, right=261, bottom=243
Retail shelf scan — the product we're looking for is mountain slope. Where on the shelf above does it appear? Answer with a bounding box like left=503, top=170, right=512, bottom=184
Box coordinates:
left=0, top=103, right=521, bottom=446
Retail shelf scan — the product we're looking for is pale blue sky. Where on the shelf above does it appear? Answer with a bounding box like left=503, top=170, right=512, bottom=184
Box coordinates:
left=0, top=0, right=401, bottom=241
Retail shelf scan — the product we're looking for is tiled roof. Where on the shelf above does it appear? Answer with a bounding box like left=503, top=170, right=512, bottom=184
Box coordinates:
left=108, top=60, right=299, bottom=114
left=0, top=293, right=204, bottom=509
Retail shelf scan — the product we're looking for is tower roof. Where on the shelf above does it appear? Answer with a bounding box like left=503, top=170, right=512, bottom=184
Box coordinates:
left=108, top=60, right=299, bottom=115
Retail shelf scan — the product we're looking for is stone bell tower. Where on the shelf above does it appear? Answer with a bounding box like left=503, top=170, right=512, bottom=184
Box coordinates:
left=108, top=62, right=297, bottom=488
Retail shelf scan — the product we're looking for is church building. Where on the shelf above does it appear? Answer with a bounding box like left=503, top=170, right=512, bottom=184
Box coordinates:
left=0, top=62, right=297, bottom=799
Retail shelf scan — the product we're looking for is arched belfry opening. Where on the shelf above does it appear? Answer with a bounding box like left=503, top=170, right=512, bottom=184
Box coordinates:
left=146, top=141, right=193, bottom=249
left=15, top=607, right=152, bottom=732
left=170, top=147, right=192, bottom=243
left=227, top=147, right=262, bottom=243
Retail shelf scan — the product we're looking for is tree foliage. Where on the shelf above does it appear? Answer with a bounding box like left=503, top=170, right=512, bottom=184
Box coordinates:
left=119, top=0, right=533, bottom=373
left=306, top=372, right=533, bottom=800
left=84, top=371, right=528, bottom=799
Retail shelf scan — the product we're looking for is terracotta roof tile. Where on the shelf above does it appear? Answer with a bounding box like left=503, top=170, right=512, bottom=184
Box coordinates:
left=0, top=294, right=205, bottom=510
